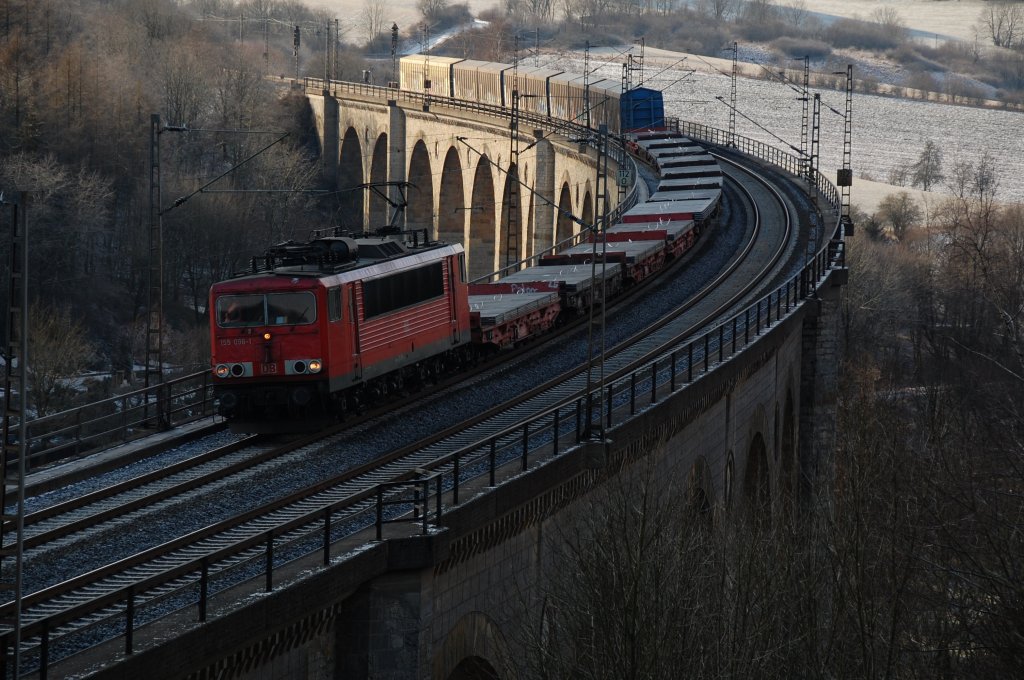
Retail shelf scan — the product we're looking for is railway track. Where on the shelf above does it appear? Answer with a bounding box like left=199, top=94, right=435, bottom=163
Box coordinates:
left=3, top=156, right=801, bottom=676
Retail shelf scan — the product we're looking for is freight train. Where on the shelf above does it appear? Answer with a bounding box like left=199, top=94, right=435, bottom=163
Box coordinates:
left=398, top=55, right=666, bottom=135
left=209, top=85, right=719, bottom=431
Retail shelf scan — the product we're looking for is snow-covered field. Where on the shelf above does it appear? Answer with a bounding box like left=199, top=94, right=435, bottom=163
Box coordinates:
left=553, top=53, right=1024, bottom=208
left=307, top=0, right=993, bottom=43
left=306, top=0, right=1020, bottom=210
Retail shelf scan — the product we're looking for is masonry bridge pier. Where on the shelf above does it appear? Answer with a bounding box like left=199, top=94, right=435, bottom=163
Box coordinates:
left=75, top=83, right=847, bottom=680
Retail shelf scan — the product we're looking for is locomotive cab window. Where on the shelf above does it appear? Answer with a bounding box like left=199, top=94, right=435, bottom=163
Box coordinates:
left=267, top=291, right=316, bottom=325
left=217, top=294, right=265, bottom=327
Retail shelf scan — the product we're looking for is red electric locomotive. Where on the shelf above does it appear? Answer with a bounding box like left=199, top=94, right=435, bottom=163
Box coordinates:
left=209, top=231, right=472, bottom=431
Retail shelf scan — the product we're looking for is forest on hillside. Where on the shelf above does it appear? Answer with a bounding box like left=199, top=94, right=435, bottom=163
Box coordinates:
left=0, top=0, right=364, bottom=400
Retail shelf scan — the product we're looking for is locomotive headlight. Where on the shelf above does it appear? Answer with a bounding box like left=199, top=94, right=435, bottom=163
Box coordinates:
left=263, top=332, right=272, bottom=341
left=308, top=359, right=322, bottom=373
left=215, top=364, right=230, bottom=378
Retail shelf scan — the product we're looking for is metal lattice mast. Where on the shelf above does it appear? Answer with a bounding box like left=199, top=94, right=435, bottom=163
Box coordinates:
left=799, top=55, right=810, bottom=181
left=506, top=89, right=521, bottom=269
left=839, top=64, right=854, bottom=235
left=583, top=40, right=591, bottom=130
left=391, top=23, right=398, bottom=86
left=584, top=126, right=610, bottom=440
left=1, top=192, right=29, bottom=677
left=729, top=42, right=738, bottom=146
left=810, top=93, right=821, bottom=206
left=636, top=36, right=645, bottom=88
left=505, top=36, right=521, bottom=268
left=145, top=114, right=164, bottom=417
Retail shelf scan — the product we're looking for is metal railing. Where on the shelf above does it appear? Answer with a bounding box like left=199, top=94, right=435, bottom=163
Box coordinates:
left=5, top=371, right=216, bottom=473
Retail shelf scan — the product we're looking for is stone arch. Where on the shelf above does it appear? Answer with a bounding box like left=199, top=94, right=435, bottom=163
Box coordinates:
left=408, top=139, right=434, bottom=236
left=438, top=146, right=466, bottom=246
left=367, top=132, right=389, bottom=229
left=555, top=182, right=573, bottom=248
left=433, top=611, right=511, bottom=680
left=580, top=189, right=593, bottom=229
left=743, top=432, right=771, bottom=527
left=469, top=156, right=497, bottom=280
left=498, top=162, right=522, bottom=269
left=338, top=127, right=364, bottom=229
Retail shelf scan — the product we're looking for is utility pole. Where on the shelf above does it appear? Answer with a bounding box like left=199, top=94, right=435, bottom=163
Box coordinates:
left=729, top=41, right=737, bottom=147
left=584, top=126, right=610, bottom=441
left=263, top=16, right=269, bottom=74
left=391, top=23, right=399, bottom=86
left=507, top=90, right=521, bottom=269
left=1, top=192, right=29, bottom=677
left=810, top=93, right=821, bottom=208
left=293, top=24, right=300, bottom=82
left=799, top=55, right=810, bottom=182
left=146, top=114, right=165, bottom=427
left=838, top=64, right=854, bottom=236
left=583, top=40, right=591, bottom=130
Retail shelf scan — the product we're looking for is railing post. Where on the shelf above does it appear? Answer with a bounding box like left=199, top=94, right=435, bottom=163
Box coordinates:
left=265, top=531, right=274, bottom=592
left=719, top=325, right=724, bottom=363
left=422, top=480, right=430, bottom=534
left=732, top=318, right=737, bottom=354
left=453, top=452, right=460, bottom=505
left=606, top=384, right=613, bottom=428
left=650, top=361, right=658, bottom=404
left=376, top=487, right=383, bottom=540
left=521, top=422, right=530, bottom=471
left=630, top=373, right=636, bottom=415
left=199, top=557, right=209, bottom=621
left=704, top=334, right=710, bottom=373
left=744, top=309, right=749, bottom=344
left=575, top=399, right=582, bottom=443
left=323, top=507, right=332, bottom=565
left=552, top=409, right=560, bottom=457
left=435, top=476, right=442, bottom=522
left=126, top=587, right=135, bottom=655
left=670, top=350, right=677, bottom=391
left=756, top=299, right=762, bottom=335
left=489, top=438, right=497, bottom=486
left=688, top=344, right=693, bottom=383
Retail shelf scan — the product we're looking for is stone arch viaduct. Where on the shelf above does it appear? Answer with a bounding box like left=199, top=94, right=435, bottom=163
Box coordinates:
left=309, top=84, right=621, bottom=280
left=75, top=84, right=847, bottom=680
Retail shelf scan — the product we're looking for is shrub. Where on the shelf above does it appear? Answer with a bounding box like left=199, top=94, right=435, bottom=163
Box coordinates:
left=825, top=17, right=905, bottom=51
left=770, top=37, right=831, bottom=60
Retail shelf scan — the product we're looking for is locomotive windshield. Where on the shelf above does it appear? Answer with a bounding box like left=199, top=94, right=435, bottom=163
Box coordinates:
left=217, top=291, right=316, bottom=327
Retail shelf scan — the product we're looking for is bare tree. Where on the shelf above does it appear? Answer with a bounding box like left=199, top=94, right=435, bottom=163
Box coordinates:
left=28, top=302, right=94, bottom=416
left=877, top=191, right=923, bottom=241
left=782, top=0, right=809, bottom=29
left=696, top=0, right=735, bottom=21
left=417, top=0, right=449, bottom=22
left=360, top=0, right=387, bottom=48
left=911, top=140, right=944, bottom=191
left=981, top=1, right=1024, bottom=48
left=870, top=6, right=907, bottom=41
